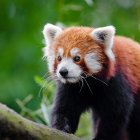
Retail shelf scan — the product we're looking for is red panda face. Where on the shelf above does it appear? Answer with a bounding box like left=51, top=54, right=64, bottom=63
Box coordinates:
left=43, top=24, right=115, bottom=83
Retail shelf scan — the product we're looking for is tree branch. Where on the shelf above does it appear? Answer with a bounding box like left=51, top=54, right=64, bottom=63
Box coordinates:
left=0, top=103, right=80, bottom=140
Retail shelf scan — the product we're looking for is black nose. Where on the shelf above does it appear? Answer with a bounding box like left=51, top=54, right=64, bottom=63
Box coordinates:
left=59, top=67, right=68, bottom=77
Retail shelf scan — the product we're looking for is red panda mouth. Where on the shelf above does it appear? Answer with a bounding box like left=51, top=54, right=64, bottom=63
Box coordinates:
left=60, top=76, right=80, bottom=83
left=64, top=77, right=78, bottom=81
left=65, top=77, right=77, bottom=79
left=64, top=76, right=81, bottom=80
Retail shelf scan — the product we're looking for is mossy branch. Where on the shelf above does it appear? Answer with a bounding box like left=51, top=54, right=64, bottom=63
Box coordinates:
left=0, top=103, right=80, bottom=140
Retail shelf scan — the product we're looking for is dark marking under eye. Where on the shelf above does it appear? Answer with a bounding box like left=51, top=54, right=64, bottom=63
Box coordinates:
left=81, top=60, right=90, bottom=74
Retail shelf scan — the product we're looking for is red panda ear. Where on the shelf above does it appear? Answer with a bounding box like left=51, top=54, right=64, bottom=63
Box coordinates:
left=42, top=23, right=62, bottom=47
left=90, top=26, right=116, bottom=61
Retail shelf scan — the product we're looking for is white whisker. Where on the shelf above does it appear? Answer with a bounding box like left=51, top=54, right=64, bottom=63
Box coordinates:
left=38, top=81, right=46, bottom=97
left=79, top=76, right=84, bottom=93
left=82, top=71, right=108, bottom=86
left=38, top=74, right=57, bottom=97
left=81, top=76, right=93, bottom=94
left=91, top=75, right=108, bottom=86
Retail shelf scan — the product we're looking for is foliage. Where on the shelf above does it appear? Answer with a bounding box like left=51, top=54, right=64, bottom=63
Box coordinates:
left=0, top=0, right=140, bottom=139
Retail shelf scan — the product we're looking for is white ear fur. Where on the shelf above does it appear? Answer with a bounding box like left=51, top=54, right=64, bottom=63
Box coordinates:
left=42, top=24, right=62, bottom=73
left=90, top=26, right=116, bottom=61
left=42, top=23, right=62, bottom=46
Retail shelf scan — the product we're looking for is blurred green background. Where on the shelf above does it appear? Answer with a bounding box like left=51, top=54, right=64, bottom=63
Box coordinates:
left=0, top=0, right=140, bottom=139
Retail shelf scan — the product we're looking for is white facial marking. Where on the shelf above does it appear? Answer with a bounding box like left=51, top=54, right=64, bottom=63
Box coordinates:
left=85, top=53, right=102, bottom=73
left=42, top=23, right=63, bottom=73
left=58, top=48, right=64, bottom=56
left=70, top=48, right=80, bottom=57
left=42, top=46, right=55, bottom=73
left=57, top=58, right=82, bottom=83
left=90, top=26, right=115, bottom=61
left=43, top=46, right=48, bottom=58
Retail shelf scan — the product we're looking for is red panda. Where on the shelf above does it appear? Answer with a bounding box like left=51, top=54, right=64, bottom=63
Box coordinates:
left=42, top=23, right=140, bottom=140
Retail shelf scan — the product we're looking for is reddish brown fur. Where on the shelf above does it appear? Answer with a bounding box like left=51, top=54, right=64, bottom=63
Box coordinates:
left=52, top=27, right=108, bottom=75
left=114, top=36, right=140, bottom=93
left=52, top=27, right=140, bottom=93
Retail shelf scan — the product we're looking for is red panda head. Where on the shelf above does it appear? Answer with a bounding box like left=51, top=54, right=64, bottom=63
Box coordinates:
left=43, top=23, right=115, bottom=83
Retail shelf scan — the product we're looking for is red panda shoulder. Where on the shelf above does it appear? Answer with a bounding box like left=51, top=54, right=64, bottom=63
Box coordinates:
left=113, top=36, right=140, bottom=93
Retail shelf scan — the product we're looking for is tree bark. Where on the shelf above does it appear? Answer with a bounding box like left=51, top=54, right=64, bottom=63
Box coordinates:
left=0, top=103, right=80, bottom=140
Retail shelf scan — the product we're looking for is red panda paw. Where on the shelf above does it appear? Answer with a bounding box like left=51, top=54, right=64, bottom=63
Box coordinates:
left=62, top=124, right=72, bottom=133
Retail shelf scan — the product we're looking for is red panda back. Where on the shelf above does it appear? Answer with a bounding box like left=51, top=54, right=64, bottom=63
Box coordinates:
left=114, top=36, right=140, bottom=93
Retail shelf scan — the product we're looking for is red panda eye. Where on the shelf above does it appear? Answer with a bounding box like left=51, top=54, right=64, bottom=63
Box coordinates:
left=57, top=56, right=62, bottom=61
left=73, top=56, right=80, bottom=62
